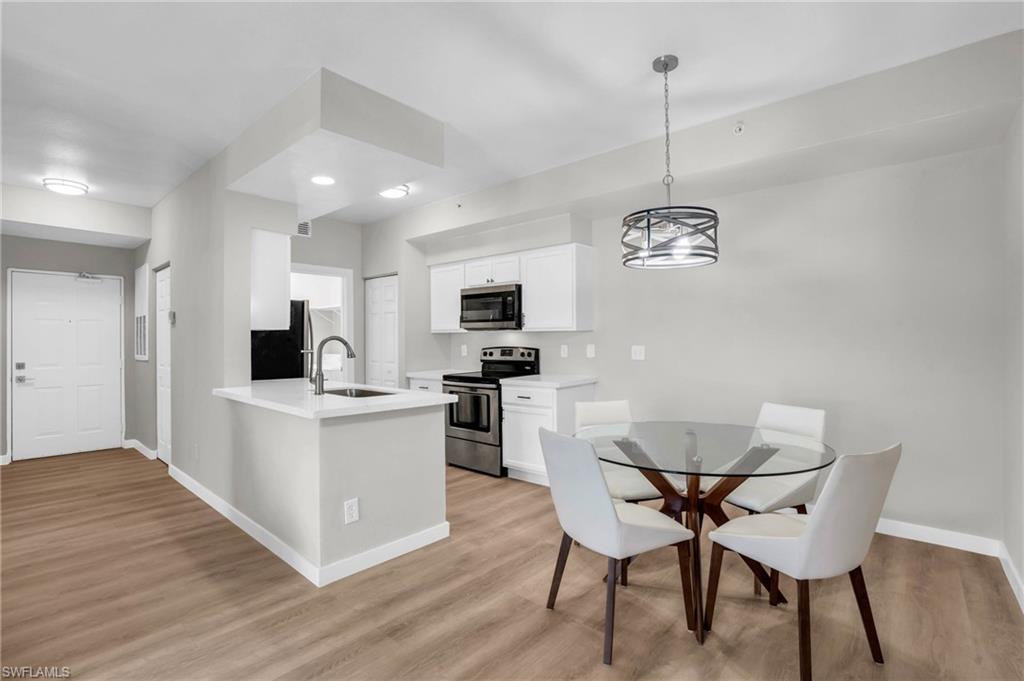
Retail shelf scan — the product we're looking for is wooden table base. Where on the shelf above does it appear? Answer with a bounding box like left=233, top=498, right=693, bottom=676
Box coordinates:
left=635, top=468, right=787, bottom=643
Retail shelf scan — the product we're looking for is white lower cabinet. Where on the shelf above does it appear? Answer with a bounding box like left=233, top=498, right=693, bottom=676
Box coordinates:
left=502, top=405, right=554, bottom=476
left=501, top=382, right=596, bottom=486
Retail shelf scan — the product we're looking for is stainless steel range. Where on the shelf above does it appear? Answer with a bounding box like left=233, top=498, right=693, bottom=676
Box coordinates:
left=442, top=346, right=539, bottom=476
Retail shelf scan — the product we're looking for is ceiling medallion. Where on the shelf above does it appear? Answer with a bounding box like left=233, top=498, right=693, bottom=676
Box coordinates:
left=621, top=55, right=718, bottom=270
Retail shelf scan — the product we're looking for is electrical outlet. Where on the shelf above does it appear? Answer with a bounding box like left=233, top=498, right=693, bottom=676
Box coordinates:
left=344, top=498, right=360, bottom=524
left=586, top=344, right=596, bottom=359
left=460, top=344, right=468, bottom=357
left=630, top=345, right=646, bottom=361
left=560, top=344, right=569, bottom=358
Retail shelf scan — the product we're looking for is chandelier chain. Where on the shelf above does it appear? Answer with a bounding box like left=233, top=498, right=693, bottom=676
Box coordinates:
left=662, top=65, right=673, bottom=205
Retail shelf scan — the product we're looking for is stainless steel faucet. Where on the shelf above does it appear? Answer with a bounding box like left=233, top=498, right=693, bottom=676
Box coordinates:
left=312, top=335, right=357, bottom=395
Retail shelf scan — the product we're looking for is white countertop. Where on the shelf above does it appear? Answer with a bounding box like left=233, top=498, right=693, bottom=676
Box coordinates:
left=500, top=374, right=598, bottom=389
left=213, top=379, right=456, bottom=420
left=405, top=369, right=452, bottom=381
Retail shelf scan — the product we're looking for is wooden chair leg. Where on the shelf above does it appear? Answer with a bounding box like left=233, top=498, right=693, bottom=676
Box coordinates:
left=849, top=566, right=884, bottom=664
left=546, top=532, right=573, bottom=609
left=749, top=510, right=762, bottom=596
left=797, top=580, right=812, bottom=681
left=704, top=542, right=724, bottom=632
left=769, top=569, right=780, bottom=607
left=677, top=542, right=696, bottom=631
left=603, top=557, right=618, bottom=665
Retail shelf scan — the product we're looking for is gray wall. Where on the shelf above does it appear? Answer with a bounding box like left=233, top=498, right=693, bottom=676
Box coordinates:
left=292, top=217, right=365, bottom=383
left=443, top=146, right=1011, bottom=540
left=0, top=235, right=143, bottom=452
left=1002, top=106, right=1023, bottom=574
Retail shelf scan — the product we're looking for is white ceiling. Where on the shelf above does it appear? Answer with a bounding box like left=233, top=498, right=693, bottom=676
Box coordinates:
left=3, top=3, right=1021, bottom=223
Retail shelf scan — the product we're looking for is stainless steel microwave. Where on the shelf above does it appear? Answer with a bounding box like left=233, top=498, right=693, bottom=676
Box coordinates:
left=460, top=283, right=522, bottom=330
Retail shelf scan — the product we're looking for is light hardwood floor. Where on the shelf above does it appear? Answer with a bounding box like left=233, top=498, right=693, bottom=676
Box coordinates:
left=2, top=448, right=1021, bottom=680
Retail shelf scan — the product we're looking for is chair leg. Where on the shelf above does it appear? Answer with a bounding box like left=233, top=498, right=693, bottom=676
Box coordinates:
left=848, top=566, right=884, bottom=664
left=797, top=580, right=812, bottom=681
left=546, top=532, right=573, bottom=609
left=604, top=557, right=618, bottom=665
left=620, top=557, right=629, bottom=587
left=704, top=542, right=724, bottom=632
left=795, top=504, right=808, bottom=514
left=769, top=569, right=780, bottom=607
left=749, top=509, right=762, bottom=596
left=677, top=542, right=696, bottom=631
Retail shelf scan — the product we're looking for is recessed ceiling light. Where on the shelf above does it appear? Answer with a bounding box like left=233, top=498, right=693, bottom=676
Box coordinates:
left=311, top=176, right=335, bottom=186
left=42, top=178, right=89, bottom=196
left=379, top=184, right=410, bottom=199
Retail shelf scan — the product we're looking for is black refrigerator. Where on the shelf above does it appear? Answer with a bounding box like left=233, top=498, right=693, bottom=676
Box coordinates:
left=251, top=300, right=311, bottom=380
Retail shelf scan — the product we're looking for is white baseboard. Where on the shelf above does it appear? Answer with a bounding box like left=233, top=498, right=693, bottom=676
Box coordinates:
left=317, top=522, right=450, bottom=587
left=873, top=517, right=1002, bottom=556
left=169, top=465, right=321, bottom=585
left=123, top=439, right=157, bottom=460
left=0, top=453, right=10, bottom=465
left=168, top=464, right=449, bottom=588
left=998, top=543, right=1024, bottom=614
left=508, top=467, right=549, bottom=487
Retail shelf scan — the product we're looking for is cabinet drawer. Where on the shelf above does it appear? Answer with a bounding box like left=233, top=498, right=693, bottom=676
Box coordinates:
left=502, top=386, right=553, bottom=408
left=409, top=379, right=440, bottom=393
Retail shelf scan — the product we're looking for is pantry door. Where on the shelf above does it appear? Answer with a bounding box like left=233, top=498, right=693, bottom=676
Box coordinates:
left=364, top=275, right=398, bottom=388
left=10, top=271, right=123, bottom=460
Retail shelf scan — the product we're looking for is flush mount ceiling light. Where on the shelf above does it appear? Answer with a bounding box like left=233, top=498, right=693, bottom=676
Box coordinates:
left=42, top=178, right=89, bottom=196
left=621, top=55, right=718, bottom=270
left=310, top=175, right=335, bottom=186
left=379, top=184, right=410, bottom=199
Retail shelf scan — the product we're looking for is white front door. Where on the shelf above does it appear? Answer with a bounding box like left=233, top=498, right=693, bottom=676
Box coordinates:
left=365, top=275, right=399, bottom=388
left=156, top=267, right=172, bottom=463
left=10, top=271, right=123, bottom=460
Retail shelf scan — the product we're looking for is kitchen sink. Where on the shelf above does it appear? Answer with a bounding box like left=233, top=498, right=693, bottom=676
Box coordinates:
left=324, top=388, right=393, bottom=398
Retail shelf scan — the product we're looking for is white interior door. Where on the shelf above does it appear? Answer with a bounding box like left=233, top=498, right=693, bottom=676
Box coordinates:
left=365, top=275, right=399, bottom=388
left=156, top=267, right=172, bottom=463
left=10, top=271, right=122, bottom=460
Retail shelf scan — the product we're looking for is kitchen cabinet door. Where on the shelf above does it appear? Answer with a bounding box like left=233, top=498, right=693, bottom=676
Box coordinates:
left=521, top=246, right=574, bottom=330
left=430, top=264, right=465, bottom=333
left=463, top=259, right=492, bottom=287
left=502, top=405, right=554, bottom=474
left=251, top=229, right=292, bottom=330
left=490, top=255, right=520, bottom=283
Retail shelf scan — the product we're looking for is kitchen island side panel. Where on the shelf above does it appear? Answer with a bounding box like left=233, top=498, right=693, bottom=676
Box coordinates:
left=317, top=406, right=447, bottom=566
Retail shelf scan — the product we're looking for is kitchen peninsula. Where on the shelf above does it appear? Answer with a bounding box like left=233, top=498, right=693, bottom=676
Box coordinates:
left=208, top=378, right=456, bottom=586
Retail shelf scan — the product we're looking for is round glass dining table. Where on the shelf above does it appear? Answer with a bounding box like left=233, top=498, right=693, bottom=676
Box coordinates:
left=576, top=421, right=837, bottom=643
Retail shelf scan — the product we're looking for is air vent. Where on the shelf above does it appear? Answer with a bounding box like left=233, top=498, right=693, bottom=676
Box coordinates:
left=296, top=221, right=312, bottom=238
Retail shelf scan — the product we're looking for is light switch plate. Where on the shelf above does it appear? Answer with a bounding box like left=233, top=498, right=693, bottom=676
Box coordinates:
left=344, top=498, right=360, bottom=524
left=460, top=344, right=468, bottom=357
left=631, top=345, right=646, bottom=361
left=585, top=344, right=596, bottom=359
left=560, top=344, right=569, bottom=358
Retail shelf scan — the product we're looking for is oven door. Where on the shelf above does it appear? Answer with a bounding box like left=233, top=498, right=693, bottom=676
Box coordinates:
left=443, top=382, right=500, bottom=446
left=460, top=284, right=522, bottom=330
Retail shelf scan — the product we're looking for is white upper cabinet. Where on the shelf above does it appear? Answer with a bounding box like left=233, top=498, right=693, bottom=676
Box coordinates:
left=250, top=228, right=292, bottom=330
left=464, top=254, right=520, bottom=287
left=430, top=263, right=465, bottom=333
left=521, top=243, right=593, bottom=332
left=428, top=243, right=592, bottom=334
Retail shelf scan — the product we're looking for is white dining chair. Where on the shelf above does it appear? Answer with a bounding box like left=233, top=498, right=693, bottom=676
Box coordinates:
left=539, top=428, right=698, bottom=664
left=705, top=443, right=901, bottom=681
left=725, top=402, right=827, bottom=515
left=575, top=400, right=662, bottom=502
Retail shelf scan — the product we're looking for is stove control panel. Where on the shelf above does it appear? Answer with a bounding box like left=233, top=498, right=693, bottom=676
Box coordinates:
left=481, top=346, right=537, bottom=361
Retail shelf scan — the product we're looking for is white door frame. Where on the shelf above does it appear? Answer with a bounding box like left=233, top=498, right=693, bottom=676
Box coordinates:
left=290, top=263, right=356, bottom=379
left=5, top=268, right=125, bottom=461
left=154, top=263, right=172, bottom=464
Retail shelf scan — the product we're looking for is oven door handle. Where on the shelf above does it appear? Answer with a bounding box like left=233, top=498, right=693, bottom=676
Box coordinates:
left=443, top=382, right=499, bottom=392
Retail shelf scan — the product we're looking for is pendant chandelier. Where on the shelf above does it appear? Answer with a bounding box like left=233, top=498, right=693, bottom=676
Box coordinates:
left=621, top=55, right=719, bottom=269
